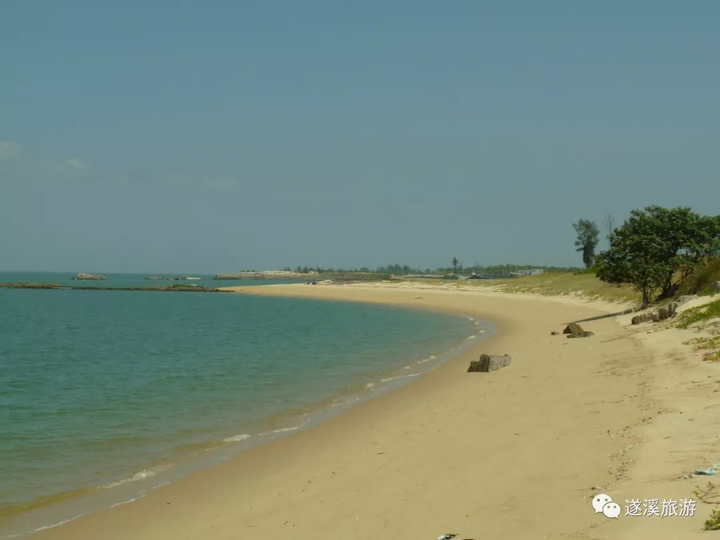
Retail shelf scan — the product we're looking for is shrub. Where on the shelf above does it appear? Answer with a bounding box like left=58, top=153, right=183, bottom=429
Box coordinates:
left=678, top=257, right=720, bottom=296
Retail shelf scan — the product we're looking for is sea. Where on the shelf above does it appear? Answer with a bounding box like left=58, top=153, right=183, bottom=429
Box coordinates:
left=0, top=272, right=495, bottom=538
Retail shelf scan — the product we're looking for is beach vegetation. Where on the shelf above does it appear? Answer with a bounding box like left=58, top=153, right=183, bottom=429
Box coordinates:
left=438, top=271, right=640, bottom=303
left=289, top=263, right=583, bottom=278
left=573, top=219, right=600, bottom=269
left=676, top=299, right=720, bottom=329
left=595, top=206, right=720, bottom=307
left=704, top=509, right=720, bottom=530
left=683, top=335, right=720, bottom=362
left=678, top=256, right=720, bottom=297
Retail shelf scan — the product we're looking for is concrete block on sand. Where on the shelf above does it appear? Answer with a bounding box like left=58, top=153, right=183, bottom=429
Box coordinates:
left=468, top=354, right=512, bottom=373
left=563, top=322, right=594, bottom=338
left=563, top=322, right=583, bottom=335
left=632, top=312, right=656, bottom=325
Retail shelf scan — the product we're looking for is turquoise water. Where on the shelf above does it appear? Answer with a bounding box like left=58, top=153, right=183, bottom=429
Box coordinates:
left=0, top=281, right=493, bottom=537
left=0, top=271, right=300, bottom=288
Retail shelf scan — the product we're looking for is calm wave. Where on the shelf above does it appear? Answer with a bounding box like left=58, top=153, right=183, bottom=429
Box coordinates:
left=0, top=275, right=493, bottom=537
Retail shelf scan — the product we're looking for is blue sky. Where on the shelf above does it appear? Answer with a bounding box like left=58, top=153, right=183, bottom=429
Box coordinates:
left=2, top=1, right=719, bottom=273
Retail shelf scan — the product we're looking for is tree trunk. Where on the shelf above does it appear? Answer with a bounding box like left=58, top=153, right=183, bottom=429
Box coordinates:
left=658, top=284, right=678, bottom=300
left=641, top=287, right=650, bottom=308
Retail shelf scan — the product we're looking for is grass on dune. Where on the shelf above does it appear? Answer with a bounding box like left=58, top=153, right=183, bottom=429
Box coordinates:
left=676, top=299, right=720, bottom=329
left=683, top=335, right=720, bottom=362
left=677, top=299, right=720, bottom=362
left=441, top=272, right=641, bottom=304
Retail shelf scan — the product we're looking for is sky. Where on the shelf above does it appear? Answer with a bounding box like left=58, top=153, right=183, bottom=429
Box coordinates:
left=2, top=1, right=719, bottom=273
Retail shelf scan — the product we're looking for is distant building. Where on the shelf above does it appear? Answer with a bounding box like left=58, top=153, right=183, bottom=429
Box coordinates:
left=510, top=268, right=545, bottom=276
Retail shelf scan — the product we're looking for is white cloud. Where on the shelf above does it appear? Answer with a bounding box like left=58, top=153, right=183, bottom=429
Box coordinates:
left=0, top=141, right=94, bottom=184
left=42, top=158, right=92, bottom=181
left=166, top=174, right=236, bottom=192
left=0, top=141, right=22, bottom=162
left=65, top=158, right=89, bottom=171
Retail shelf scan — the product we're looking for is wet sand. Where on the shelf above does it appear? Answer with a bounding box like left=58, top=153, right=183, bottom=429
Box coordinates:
left=30, top=284, right=713, bottom=539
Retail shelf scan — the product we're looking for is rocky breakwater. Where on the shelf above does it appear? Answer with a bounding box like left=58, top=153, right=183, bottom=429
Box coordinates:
left=72, top=273, right=105, bottom=281
left=0, top=283, right=224, bottom=292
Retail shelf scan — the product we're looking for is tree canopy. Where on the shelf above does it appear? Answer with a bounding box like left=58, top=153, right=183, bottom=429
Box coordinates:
left=595, top=206, right=720, bottom=307
left=573, top=219, right=600, bottom=269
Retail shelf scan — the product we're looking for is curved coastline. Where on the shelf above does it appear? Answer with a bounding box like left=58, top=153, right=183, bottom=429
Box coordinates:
left=0, top=293, right=489, bottom=539
left=11, top=284, right=662, bottom=540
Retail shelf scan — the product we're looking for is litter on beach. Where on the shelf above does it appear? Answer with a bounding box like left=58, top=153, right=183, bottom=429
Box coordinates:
left=694, top=464, right=720, bottom=475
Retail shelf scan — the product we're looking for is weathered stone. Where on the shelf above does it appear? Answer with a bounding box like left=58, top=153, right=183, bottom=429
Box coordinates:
left=567, top=331, right=594, bottom=338
left=563, top=323, right=584, bottom=335
left=631, top=312, right=656, bottom=325
left=468, top=354, right=512, bottom=373
left=676, top=295, right=699, bottom=305
left=562, top=322, right=596, bottom=338
left=658, top=303, right=678, bottom=321
left=713, top=282, right=720, bottom=292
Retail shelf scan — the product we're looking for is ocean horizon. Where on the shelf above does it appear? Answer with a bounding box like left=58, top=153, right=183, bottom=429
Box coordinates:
left=0, top=273, right=494, bottom=538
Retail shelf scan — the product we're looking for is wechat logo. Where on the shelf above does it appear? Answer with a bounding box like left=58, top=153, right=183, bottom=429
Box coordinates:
left=592, top=493, right=621, bottom=519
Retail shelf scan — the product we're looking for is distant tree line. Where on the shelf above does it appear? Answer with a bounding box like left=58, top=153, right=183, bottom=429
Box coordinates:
left=285, top=262, right=582, bottom=277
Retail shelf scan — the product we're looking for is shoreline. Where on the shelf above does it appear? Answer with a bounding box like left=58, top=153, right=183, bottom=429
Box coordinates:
left=1, top=297, right=489, bottom=539
left=14, top=283, right=714, bottom=539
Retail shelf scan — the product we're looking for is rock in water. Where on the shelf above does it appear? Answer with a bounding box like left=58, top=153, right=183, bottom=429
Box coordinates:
left=72, top=273, right=105, bottom=281
left=467, top=354, right=512, bottom=373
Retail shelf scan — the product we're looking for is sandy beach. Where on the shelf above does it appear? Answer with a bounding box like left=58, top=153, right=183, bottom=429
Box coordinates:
left=29, top=283, right=718, bottom=539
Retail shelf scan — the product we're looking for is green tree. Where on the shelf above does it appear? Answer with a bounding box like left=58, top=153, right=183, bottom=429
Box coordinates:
left=452, top=257, right=459, bottom=273
left=596, top=206, right=720, bottom=307
left=573, top=219, right=600, bottom=269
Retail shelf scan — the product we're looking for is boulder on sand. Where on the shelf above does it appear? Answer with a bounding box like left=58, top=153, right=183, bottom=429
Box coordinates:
left=567, top=331, right=595, bottom=338
left=563, top=323, right=583, bottom=335
left=563, top=322, right=594, bottom=338
left=468, top=354, right=512, bottom=373
left=657, top=302, right=677, bottom=321
left=631, top=312, right=655, bottom=325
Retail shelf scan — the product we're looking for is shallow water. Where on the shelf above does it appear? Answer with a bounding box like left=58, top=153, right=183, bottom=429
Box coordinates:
left=0, top=279, right=493, bottom=537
